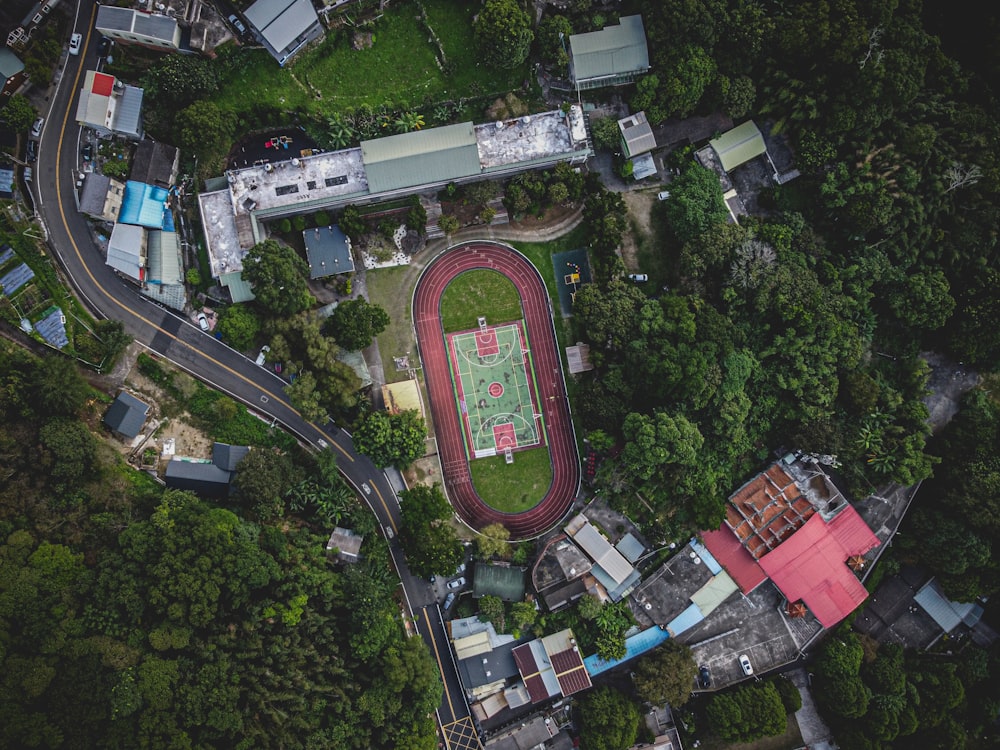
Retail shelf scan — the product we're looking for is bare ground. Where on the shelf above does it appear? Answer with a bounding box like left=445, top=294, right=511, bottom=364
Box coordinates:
left=620, top=190, right=658, bottom=272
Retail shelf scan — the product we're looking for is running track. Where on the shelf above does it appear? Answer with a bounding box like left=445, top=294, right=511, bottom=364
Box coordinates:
left=413, top=242, right=580, bottom=539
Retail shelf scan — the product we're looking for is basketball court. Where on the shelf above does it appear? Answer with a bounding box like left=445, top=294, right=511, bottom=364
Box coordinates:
left=447, top=318, right=544, bottom=460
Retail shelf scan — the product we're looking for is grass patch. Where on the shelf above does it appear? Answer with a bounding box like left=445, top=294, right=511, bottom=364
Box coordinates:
left=469, top=446, right=553, bottom=513
left=440, top=269, right=522, bottom=333
left=213, top=0, right=525, bottom=118
left=367, top=265, right=416, bottom=385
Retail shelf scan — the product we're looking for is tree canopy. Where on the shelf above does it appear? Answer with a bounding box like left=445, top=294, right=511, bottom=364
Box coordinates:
left=474, top=0, right=534, bottom=69
left=324, top=297, right=390, bottom=351
left=353, top=409, right=427, bottom=469
left=398, top=484, right=463, bottom=578
left=241, top=240, right=315, bottom=317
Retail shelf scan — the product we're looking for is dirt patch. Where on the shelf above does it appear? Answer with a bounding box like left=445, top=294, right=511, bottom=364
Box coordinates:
left=620, top=190, right=657, bottom=272
left=122, top=368, right=215, bottom=460
left=507, top=204, right=578, bottom=232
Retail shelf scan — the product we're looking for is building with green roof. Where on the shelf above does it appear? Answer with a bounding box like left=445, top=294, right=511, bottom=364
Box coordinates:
left=709, top=120, right=767, bottom=173
left=361, top=123, right=481, bottom=194
left=568, top=15, right=649, bottom=90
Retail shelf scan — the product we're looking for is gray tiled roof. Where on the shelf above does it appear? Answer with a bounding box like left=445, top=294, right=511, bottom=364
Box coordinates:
left=104, top=391, right=149, bottom=438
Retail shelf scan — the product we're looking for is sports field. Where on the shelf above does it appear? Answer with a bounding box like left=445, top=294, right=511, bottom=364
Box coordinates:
left=447, top=320, right=544, bottom=459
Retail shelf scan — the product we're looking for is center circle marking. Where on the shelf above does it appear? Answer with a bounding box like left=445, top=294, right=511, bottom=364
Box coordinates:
left=488, top=382, right=504, bottom=398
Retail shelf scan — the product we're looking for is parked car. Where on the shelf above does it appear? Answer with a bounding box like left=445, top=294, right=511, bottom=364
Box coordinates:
left=69, top=33, right=82, bottom=55
left=628, top=273, right=649, bottom=282
left=228, top=14, right=246, bottom=34
left=447, top=577, right=466, bottom=590
left=97, top=37, right=112, bottom=57
left=657, top=190, right=671, bottom=201
left=698, top=665, right=711, bottom=688
left=31, top=117, right=44, bottom=138
left=26, top=139, right=37, bottom=163
left=197, top=312, right=209, bottom=331
left=739, top=654, right=753, bottom=676
left=454, top=562, right=466, bottom=575
left=255, top=344, right=270, bottom=366
left=274, top=362, right=283, bottom=374
left=81, top=143, right=93, bottom=161
left=443, top=592, right=456, bottom=610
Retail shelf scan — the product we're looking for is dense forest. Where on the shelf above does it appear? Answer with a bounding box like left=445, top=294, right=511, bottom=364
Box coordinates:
left=0, top=343, right=441, bottom=749
left=569, top=0, right=1000, bottom=539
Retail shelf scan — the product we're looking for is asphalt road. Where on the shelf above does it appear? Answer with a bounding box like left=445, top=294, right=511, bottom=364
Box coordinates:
left=33, top=3, right=478, bottom=746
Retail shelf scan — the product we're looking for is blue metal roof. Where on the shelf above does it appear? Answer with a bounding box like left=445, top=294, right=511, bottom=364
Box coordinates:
left=34, top=306, right=69, bottom=349
left=0, top=262, right=35, bottom=295
left=0, top=245, right=14, bottom=266
left=666, top=602, right=705, bottom=637
left=120, top=181, right=170, bottom=228
left=584, top=625, right=669, bottom=676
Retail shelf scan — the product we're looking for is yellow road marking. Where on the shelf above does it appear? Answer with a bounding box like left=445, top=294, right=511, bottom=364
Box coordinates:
left=422, top=611, right=456, bottom=722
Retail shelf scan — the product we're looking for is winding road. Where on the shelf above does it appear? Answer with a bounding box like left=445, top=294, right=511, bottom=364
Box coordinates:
left=31, top=2, right=479, bottom=747
left=413, top=242, right=580, bottom=539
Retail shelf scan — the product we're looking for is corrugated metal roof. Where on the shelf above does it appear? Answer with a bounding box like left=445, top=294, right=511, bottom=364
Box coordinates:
left=569, top=520, right=635, bottom=585
left=146, top=230, right=182, bottom=284
left=0, top=246, right=14, bottom=266
left=710, top=120, right=766, bottom=172
left=246, top=0, right=319, bottom=54
left=114, top=85, right=144, bottom=138
left=569, top=15, right=649, bottom=83
left=212, top=442, right=249, bottom=471
left=107, top=222, right=145, bottom=280
left=759, top=507, right=879, bottom=628
left=79, top=173, right=111, bottom=217
left=701, top=526, right=768, bottom=593
left=96, top=5, right=135, bottom=32
left=220, top=272, right=256, bottom=303
left=615, top=532, right=645, bottom=563
left=667, top=601, right=705, bottom=637
left=690, top=570, right=738, bottom=617
left=618, top=111, right=657, bottom=157
left=913, top=579, right=980, bottom=634
left=165, top=459, right=233, bottom=496
left=0, top=262, right=35, bottom=295
left=34, top=306, right=69, bottom=349
left=121, top=181, right=168, bottom=228
left=361, top=123, right=481, bottom=193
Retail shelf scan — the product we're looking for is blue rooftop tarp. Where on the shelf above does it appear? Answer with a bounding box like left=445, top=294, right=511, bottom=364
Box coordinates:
left=584, top=626, right=670, bottom=676
left=0, top=245, right=15, bottom=266
left=690, top=538, right=723, bottom=575
left=0, top=168, right=14, bottom=198
left=666, top=602, right=705, bottom=637
left=120, top=181, right=171, bottom=229
left=35, top=306, right=69, bottom=349
left=0, top=262, right=35, bottom=296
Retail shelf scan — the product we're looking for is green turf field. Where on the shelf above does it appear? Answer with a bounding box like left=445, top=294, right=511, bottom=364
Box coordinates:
left=448, top=322, right=543, bottom=457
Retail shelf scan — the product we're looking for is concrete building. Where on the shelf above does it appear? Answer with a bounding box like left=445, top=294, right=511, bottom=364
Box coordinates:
left=75, top=71, right=144, bottom=139
left=244, top=0, right=323, bottom=66
left=568, top=15, right=649, bottom=90
left=95, top=5, right=182, bottom=51
left=78, top=174, right=125, bottom=222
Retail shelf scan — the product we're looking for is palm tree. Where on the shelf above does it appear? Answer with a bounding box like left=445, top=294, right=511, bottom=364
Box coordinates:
left=325, top=113, right=355, bottom=149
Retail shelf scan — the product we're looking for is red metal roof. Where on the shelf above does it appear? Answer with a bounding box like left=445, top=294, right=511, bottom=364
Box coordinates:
left=759, top=506, right=880, bottom=628
left=701, top=525, right=768, bottom=593
left=91, top=72, right=115, bottom=97
left=550, top=649, right=592, bottom=696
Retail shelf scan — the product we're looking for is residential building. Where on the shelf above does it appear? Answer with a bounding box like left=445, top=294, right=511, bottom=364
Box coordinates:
left=707, top=120, right=768, bottom=173
left=78, top=173, right=125, bottom=222
left=164, top=442, right=250, bottom=497
left=568, top=15, right=649, bottom=90
left=0, top=48, right=26, bottom=97
left=326, top=527, right=363, bottom=562
left=244, top=0, right=323, bottom=67
left=618, top=110, right=658, bottom=179
left=106, top=222, right=146, bottom=282
left=95, top=5, right=182, bottom=51
left=130, top=140, right=180, bottom=189
left=103, top=391, right=150, bottom=440
left=75, top=71, right=144, bottom=139
left=512, top=629, right=591, bottom=704
left=564, top=513, right=641, bottom=601
left=303, top=224, right=353, bottom=279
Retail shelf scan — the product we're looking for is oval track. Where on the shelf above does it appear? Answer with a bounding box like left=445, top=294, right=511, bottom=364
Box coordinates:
left=413, top=241, right=580, bottom=539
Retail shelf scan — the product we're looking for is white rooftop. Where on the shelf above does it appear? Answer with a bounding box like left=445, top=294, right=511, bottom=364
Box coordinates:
left=476, top=110, right=579, bottom=169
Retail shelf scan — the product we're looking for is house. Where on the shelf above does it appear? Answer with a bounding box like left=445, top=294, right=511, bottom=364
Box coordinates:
left=106, top=222, right=146, bottom=282
left=130, top=140, right=180, bottom=189
left=95, top=5, right=182, bottom=52
left=119, top=180, right=174, bottom=230
left=568, top=15, right=649, bottom=90
left=511, top=629, right=591, bottom=704
left=0, top=48, right=26, bottom=98
left=143, top=229, right=187, bottom=311
left=565, top=513, right=641, bottom=601
left=103, top=391, right=150, bottom=440
left=618, top=111, right=657, bottom=159
left=164, top=442, right=249, bottom=497
left=244, top=0, right=323, bottom=67
left=326, top=526, right=363, bottom=562
left=78, top=174, right=125, bottom=222
left=303, top=224, right=353, bottom=279
left=75, top=71, right=144, bottom=140
left=708, top=120, right=767, bottom=173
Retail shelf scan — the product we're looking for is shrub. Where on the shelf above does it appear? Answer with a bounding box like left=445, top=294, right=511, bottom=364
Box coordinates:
left=276, top=218, right=292, bottom=234
left=313, top=210, right=330, bottom=227
left=292, top=215, right=307, bottom=232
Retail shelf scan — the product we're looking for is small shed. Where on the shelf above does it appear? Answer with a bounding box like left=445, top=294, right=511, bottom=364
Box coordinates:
left=104, top=391, right=150, bottom=439
left=382, top=379, right=423, bottom=417
left=618, top=111, right=657, bottom=158
left=565, top=343, right=593, bottom=374
left=326, top=526, right=363, bottom=562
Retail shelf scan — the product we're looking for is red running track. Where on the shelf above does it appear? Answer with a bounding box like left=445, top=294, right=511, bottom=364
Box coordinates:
left=413, top=241, right=580, bottom=539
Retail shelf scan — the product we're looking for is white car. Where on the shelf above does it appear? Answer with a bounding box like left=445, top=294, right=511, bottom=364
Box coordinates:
left=228, top=14, right=246, bottom=34
left=255, top=344, right=270, bottom=366
left=628, top=273, right=649, bottom=282
left=447, top=577, right=466, bottom=590
left=196, top=312, right=209, bottom=331
left=69, top=33, right=82, bottom=55
left=739, top=654, right=753, bottom=676
left=657, top=190, right=671, bottom=200
left=31, top=118, right=44, bottom=138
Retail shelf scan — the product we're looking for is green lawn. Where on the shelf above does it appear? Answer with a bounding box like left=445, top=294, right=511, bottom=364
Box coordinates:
left=366, top=265, right=415, bottom=385
left=440, top=269, right=522, bottom=333
left=213, top=0, right=526, bottom=118
left=469, top=446, right=553, bottom=513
